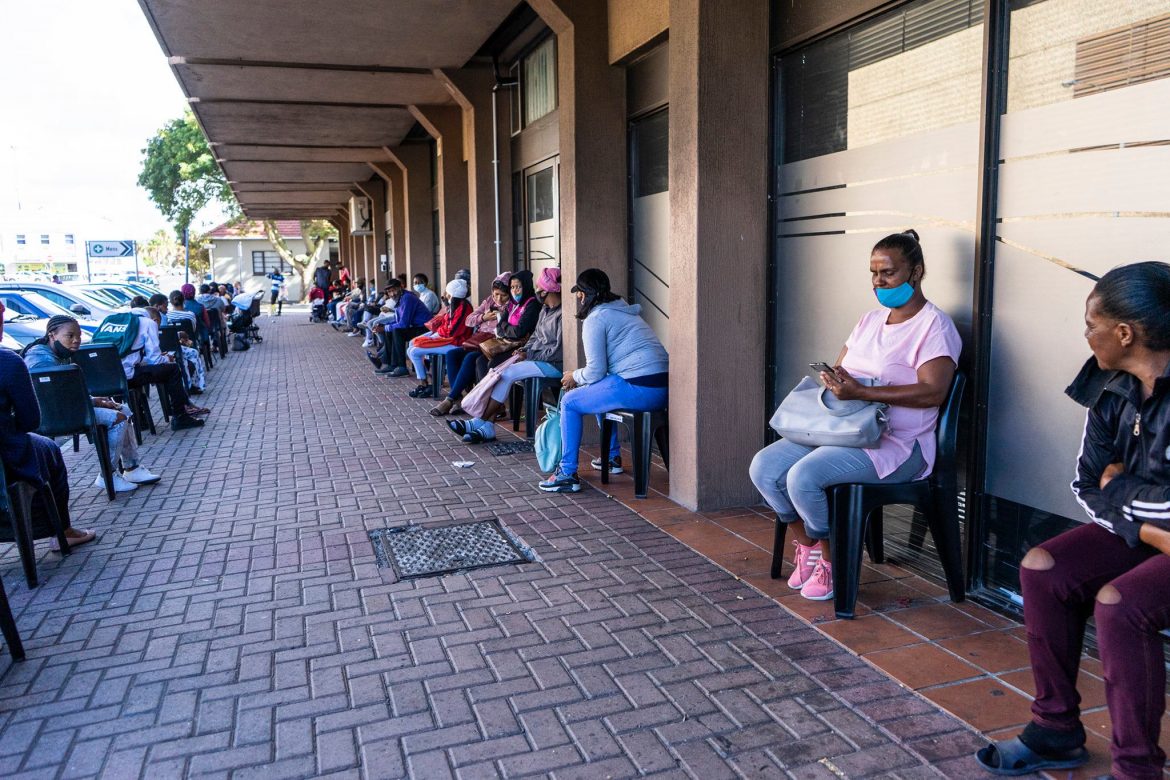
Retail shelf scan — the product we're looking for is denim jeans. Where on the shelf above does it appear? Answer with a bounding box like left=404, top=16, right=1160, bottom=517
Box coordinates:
left=558, top=375, right=668, bottom=476
left=407, top=341, right=463, bottom=381
left=1022, top=522, right=1168, bottom=779
left=93, top=403, right=138, bottom=471
left=445, top=350, right=483, bottom=400
left=748, top=439, right=924, bottom=539
left=489, top=360, right=560, bottom=403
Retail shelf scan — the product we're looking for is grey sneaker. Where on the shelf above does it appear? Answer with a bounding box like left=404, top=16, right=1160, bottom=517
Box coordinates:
left=538, top=469, right=581, bottom=493
left=590, top=456, right=623, bottom=474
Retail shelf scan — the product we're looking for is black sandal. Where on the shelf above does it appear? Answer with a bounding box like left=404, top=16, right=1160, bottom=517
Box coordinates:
left=407, top=384, right=432, bottom=398
left=447, top=420, right=468, bottom=436
left=974, top=737, right=1089, bottom=776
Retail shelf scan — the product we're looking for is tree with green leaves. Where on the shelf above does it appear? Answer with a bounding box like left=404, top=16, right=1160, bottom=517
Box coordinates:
left=262, top=219, right=335, bottom=301
left=138, top=110, right=238, bottom=238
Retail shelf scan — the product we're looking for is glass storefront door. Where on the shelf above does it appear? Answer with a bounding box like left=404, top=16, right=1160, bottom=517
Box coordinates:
left=980, top=0, right=1170, bottom=600
left=522, top=157, right=559, bottom=279
left=629, top=108, right=670, bottom=345
left=773, top=0, right=984, bottom=579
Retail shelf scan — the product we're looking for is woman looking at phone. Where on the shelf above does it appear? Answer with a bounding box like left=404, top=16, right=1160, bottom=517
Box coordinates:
left=748, top=230, right=961, bottom=601
left=975, top=262, right=1170, bottom=779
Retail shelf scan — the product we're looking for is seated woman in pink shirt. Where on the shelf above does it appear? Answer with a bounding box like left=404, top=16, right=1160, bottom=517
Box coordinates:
left=749, top=230, right=962, bottom=601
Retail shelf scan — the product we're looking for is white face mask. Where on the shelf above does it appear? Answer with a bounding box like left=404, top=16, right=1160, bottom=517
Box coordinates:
left=413, top=284, right=426, bottom=293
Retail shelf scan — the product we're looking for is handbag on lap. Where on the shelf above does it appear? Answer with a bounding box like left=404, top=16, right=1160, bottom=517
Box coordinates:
left=460, top=354, right=522, bottom=419
left=478, top=336, right=527, bottom=360
left=769, top=376, right=888, bottom=448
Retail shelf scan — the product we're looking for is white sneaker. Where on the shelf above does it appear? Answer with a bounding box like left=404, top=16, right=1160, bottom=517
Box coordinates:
left=121, top=466, right=162, bottom=485
left=94, top=473, right=138, bottom=493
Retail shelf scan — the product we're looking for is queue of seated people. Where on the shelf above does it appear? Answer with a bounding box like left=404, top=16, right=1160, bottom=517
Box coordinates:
left=0, top=281, right=267, bottom=556
left=318, top=265, right=670, bottom=496
left=318, top=240, right=1170, bottom=780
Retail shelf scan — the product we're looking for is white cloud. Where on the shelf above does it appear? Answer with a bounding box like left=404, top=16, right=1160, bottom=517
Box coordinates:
left=0, top=0, right=204, bottom=241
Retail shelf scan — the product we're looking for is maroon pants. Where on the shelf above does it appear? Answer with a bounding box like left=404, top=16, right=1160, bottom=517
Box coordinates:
left=1022, top=522, right=1169, bottom=779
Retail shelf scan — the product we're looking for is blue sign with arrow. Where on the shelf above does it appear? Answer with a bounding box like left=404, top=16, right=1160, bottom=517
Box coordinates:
left=86, top=241, right=136, bottom=257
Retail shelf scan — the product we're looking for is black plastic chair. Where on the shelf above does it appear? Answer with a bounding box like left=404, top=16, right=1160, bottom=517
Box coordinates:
left=0, top=561, right=25, bottom=661
left=509, top=376, right=562, bottom=439
left=72, top=343, right=149, bottom=444
left=30, top=366, right=116, bottom=501
left=769, top=373, right=967, bottom=620
left=599, top=409, right=670, bottom=499
left=0, top=455, right=72, bottom=590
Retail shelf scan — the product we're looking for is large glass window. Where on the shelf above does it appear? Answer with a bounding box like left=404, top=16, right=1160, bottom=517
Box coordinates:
left=251, top=251, right=290, bottom=276
left=523, top=37, right=557, bottom=126
left=773, top=0, right=984, bottom=581
left=980, top=0, right=1170, bottom=598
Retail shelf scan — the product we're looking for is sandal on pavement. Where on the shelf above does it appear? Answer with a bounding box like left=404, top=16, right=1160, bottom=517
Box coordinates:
left=51, top=529, right=97, bottom=553
left=974, top=738, right=1089, bottom=776
left=408, top=384, right=432, bottom=398
left=447, top=419, right=468, bottom=436
left=429, top=399, right=454, bottom=416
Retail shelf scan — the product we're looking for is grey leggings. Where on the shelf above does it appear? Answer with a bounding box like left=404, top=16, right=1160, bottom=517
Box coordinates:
left=748, top=439, right=924, bottom=539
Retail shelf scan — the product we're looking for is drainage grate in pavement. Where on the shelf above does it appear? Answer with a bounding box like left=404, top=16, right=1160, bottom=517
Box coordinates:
left=369, top=520, right=529, bottom=579
left=485, top=440, right=535, bottom=456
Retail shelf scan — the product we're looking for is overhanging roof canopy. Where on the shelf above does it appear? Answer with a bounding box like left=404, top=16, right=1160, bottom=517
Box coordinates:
left=138, top=0, right=520, bottom=220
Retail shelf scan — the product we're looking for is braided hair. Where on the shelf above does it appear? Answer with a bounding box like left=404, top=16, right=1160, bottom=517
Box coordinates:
left=20, top=314, right=78, bottom=357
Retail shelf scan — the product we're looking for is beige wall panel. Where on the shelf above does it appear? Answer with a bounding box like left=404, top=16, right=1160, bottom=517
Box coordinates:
left=177, top=64, right=451, bottom=106
left=608, top=0, right=669, bottom=63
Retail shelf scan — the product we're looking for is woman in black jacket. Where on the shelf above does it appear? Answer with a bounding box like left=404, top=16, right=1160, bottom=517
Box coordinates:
left=976, top=262, right=1170, bottom=779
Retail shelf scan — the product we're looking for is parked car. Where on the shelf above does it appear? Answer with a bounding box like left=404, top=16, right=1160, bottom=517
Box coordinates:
left=73, top=283, right=134, bottom=307
left=0, top=282, right=116, bottom=321
left=0, top=289, right=102, bottom=333
left=0, top=313, right=92, bottom=349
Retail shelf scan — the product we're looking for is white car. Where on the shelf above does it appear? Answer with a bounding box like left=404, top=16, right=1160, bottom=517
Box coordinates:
left=0, top=282, right=117, bottom=320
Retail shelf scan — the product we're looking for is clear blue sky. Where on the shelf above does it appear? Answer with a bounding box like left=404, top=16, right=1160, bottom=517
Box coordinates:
left=0, top=1, right=224, bottom=240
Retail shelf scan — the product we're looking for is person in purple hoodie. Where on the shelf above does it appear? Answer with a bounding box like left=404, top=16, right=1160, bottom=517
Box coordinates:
left=375, top=278, right=432, bottom=377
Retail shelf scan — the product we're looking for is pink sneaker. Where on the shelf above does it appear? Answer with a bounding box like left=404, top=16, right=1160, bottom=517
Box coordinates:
left=801, top=558, right=834, bottom=601
left=787, top=541, right=822, bottom=590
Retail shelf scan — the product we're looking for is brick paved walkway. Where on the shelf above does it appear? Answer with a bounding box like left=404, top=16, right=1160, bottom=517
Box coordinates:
left=0, top=312, right=990, bottom=779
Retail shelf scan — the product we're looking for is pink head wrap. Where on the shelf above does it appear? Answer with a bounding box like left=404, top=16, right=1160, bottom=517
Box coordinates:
left=181, top=283, right=196, bottom=299
left=536, top=267, right=561, bottom=293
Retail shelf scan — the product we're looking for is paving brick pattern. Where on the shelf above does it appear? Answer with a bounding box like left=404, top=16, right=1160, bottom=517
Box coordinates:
left=0, top=313, right=988, bottom=778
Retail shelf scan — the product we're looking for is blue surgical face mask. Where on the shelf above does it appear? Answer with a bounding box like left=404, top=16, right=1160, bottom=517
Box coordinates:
left=511, top=292, right=523, bottom=303
left=874, top=281, right=915, bottom=308
left=413, top=283, right=426, bottom=293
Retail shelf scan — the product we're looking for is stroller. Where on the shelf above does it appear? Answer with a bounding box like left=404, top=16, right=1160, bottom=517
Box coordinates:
left=310, top=298, right=327, bottom=323
left=228, top=291, right=264, bottom=351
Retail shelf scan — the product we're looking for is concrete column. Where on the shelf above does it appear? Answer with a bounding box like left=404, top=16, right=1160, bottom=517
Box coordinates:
left=368, top=160, right=409, bottom=283
left=337, top=219, right=352, bottom=278
left=435, top=67, right=514, bottom=300
left=668, top=0, right=770, bottom=509
left=355, top=178, right=388, bottom=288
left=384, top=144, right=434, bottom=284
left=530, top=0, right=628, bottom=369
left=410, top=105, right=469, bottom=285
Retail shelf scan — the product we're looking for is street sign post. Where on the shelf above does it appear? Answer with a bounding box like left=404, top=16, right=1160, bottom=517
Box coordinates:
left=84, top=240, right=137, bottom=282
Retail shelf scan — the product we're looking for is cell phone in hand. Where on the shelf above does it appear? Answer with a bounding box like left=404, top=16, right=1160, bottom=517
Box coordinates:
left=809, top=362, right=840, bottom=380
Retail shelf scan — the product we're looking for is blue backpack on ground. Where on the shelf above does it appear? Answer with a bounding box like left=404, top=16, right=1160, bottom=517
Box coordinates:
left=535, top=400, right=563, bottom=473
left=90, top=313, right=142, bottom=358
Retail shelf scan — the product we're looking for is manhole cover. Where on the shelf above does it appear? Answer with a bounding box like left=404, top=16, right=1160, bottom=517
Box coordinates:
left=369, top=520, right=528, bottom=579
left=485, top=440, right=535, bottom=456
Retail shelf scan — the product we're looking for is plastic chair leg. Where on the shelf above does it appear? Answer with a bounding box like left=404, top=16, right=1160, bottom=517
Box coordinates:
left=770, top=517, right=787, bottom=579
left=0, top=577, right=25, bottom=661
left=429, top=356, right=444, bottom=399
left=907, top=507, right=928, bottom=554
left=633, top=413, right=652, bottom=499
left=510, top=384, right=523, bottom=433
left=93, top=425, right=115, bottom=501
left=865, top=507, right=885, bottom=564
left=600, top=416, right=613, bottom=485
left=524, top=380, right=544, bottom=440
left=9, top=484, right=39, bottom=589
left=830, top=486, right=867, bottom=619
left=654, top=423, right=670, bottom=471
left=927, top=490, right=966, bottom=603
left=40, top=485, right=70, bottom=558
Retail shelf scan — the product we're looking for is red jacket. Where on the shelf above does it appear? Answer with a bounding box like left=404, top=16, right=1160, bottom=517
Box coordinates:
left=435, top=300, right=473, bottom=344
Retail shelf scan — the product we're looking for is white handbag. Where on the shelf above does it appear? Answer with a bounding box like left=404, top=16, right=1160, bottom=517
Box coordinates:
left=769, top=376, right=888, bottom=448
